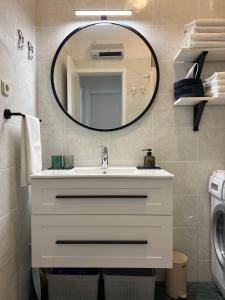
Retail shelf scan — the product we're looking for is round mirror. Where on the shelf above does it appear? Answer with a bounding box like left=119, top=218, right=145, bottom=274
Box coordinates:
left=51, top=22, right=159, bottom=131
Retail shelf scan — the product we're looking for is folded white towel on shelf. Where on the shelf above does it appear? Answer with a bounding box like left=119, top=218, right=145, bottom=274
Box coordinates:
left=184, top=39, right=225, bottom=48
left=185, top=26, right=225, bottom=34
left=203, top=79, right=225, bottom=87
left=185, top=19, right=225, bottom=29
left=205, top=72, right=225, bottom=82
left=185, top=33, right=225, bottom=41
left=20, top=114, right=42, bottom=187
left=204, top=86, right=225, bottom=93
left=205, top=91, right=225, bottom=98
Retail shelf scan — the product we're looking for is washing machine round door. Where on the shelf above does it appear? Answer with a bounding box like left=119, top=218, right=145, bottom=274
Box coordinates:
left=212, top=204, right=225, bottom=269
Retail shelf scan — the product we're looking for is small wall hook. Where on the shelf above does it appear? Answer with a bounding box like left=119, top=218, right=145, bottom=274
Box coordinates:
left=17, top=29, right=24, bottom=50
left=28, top=41, right=34, bottom=60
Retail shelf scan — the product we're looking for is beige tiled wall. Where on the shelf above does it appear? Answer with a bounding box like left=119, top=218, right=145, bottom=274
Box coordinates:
left=36, top=0, right=225, bottom=281
left=0, top=0, right=36, bottom=298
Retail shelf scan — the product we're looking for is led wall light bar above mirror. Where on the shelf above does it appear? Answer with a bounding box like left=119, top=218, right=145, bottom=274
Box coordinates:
left=75, top=10, right=133, bottom=16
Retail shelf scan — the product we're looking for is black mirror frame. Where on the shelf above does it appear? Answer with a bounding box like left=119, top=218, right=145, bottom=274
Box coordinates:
left=51, top=21, right=160, bottom=132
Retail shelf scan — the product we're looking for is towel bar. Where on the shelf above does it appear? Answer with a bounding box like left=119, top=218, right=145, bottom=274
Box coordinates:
left=4, top=109, right=42, bottom=122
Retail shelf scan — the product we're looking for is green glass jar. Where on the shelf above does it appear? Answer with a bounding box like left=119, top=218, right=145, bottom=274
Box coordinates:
left=51, top=155, right=63, bottom=169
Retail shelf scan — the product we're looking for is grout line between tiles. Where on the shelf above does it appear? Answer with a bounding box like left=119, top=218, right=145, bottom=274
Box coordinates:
left=0, top=166, right=18, bottom=172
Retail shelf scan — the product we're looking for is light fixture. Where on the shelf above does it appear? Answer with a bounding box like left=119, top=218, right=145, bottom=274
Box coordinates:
left=75, top=10, right=133, bottom=17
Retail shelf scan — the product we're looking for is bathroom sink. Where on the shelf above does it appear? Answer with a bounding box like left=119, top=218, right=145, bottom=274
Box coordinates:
left=73, top=166, right=138, bottom=176
left=31, top=166, right=174, bottom=179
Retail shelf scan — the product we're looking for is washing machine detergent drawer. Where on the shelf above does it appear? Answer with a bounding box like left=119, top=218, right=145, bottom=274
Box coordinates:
left=209, top=176, right=225, bottom=200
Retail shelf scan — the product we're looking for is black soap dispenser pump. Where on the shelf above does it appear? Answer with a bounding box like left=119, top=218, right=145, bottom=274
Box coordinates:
left=142, top=149, right=155, bottom=169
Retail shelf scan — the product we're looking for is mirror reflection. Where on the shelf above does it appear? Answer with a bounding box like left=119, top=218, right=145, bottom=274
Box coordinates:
left=53, top=23, right=158, bottom=130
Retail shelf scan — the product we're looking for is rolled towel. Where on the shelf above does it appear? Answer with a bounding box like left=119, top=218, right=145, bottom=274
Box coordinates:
left=185, top=26, right=225, bottom=34
left=184, top=39, right=225, bottom=48
left=185, top=33, right=225, bottom=41
left=205, top=72, right=225, bottom=82
left=185, top=19, right=225, bottom=29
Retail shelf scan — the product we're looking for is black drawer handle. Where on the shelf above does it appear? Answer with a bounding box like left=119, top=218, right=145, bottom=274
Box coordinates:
left=56, top=240, right=148, bottom=245
left=56, top=195, right=148, bottom=199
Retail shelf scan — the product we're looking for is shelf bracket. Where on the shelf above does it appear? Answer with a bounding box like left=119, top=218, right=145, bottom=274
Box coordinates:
left=193, top=100, right=207, bottom=131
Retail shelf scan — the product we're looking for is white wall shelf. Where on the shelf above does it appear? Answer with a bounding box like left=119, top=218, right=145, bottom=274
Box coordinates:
left=174, top=97, right=225, bottom=106
left=173, top=49, right=225, bottom=131
left=174, top=48, right=225, bottom=62
left=174, top=97, right=225, bottom=131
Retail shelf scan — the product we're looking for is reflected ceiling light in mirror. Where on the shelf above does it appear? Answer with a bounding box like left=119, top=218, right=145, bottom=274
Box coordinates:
left=75, top=10, right=133, bottom=16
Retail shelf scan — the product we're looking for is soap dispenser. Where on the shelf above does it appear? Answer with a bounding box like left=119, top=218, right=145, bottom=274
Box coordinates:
left=142, top=149, right=155, bottom=169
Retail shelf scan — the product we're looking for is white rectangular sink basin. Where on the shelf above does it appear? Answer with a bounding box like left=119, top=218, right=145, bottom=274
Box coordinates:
left=31, top=166, right=174, bottom=178
left=74, top=166, right=137, bottom=176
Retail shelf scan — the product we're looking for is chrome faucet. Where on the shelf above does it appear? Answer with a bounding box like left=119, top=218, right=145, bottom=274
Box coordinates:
left=101, top=146, right=108, bottom=169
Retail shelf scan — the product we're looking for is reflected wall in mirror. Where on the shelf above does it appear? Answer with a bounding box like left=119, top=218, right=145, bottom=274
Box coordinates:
left=51, top=22, right=159, bottom=131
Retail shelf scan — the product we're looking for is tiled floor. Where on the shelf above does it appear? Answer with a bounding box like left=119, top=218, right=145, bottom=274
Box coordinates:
left=155, top=282, right=224, bottom=300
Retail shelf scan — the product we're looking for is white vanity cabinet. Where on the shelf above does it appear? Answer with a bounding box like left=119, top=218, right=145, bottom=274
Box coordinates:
left=31, top=170, right=174, bottom=269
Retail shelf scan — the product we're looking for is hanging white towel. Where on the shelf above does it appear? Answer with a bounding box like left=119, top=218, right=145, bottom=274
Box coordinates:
left=20, top=115, right=42, bottom=186
left=185, top=19, right=225, bottom=29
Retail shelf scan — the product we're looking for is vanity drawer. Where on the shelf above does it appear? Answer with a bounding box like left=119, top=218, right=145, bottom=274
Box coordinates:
left=32, top=187, right=172, bottom=215
left=32, top=215, right=172, bottom=268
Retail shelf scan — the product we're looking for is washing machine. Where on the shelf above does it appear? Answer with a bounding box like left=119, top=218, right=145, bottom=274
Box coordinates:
left=209, top=170, right=225, bottom=298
